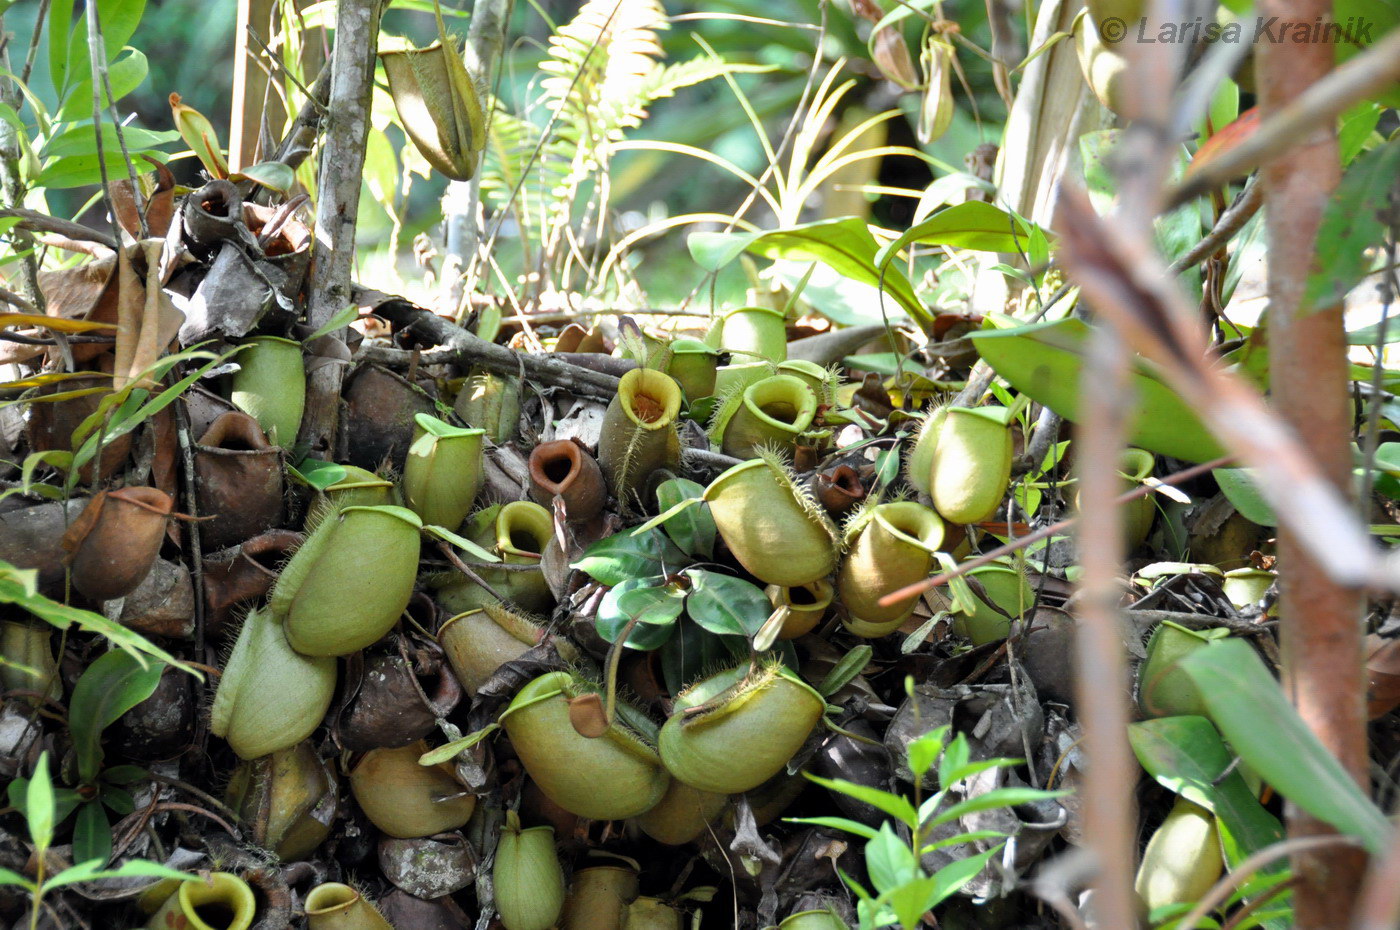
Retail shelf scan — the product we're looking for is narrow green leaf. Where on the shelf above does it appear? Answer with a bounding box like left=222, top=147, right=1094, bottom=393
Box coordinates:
left=1179, top=639, right=1391, bottom=853
left=783, top=815, right=881, bottom=840
left=26, top=752, right=55, bottom=851
left=417, top=724, right=499, bottom=765
left=804, top=773, right=919, bottom=829
left=817, top=644, right=874, bottom=697
left=422, top=524, right=501, bottom=562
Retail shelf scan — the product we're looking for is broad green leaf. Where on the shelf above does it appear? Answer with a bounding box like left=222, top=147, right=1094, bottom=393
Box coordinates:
left=936, top=732, right=970, bottom=788
left=58, top=0, right=147, bottom=97
left=42, top=123, right=177, bottom=159
left=866, top=824, right=921, bottom=892
left=656, top=478, right=715, bottom=557
left=804, top=773, right=919, bottom=828
left=1338, top=102, right=1382, bottom=166
left=73, top=801, right=112, bottom=865
left=1179, top=639, right=1391, bottom=853
left=1128, top=716, right=1284, bottom=865
left=290, top=458, right=348, bottom=491
left=56, top=47, right=149, bottom=120
left=876, top=201, right=1043, bottom=263
left=69, top=650, right=164, bottom=783
left=908, top=726, right=950, bottom=781
left=595, top=577, right=681, bottom=650
left=36, top=147, right=170, bottom=189
left=574, top=528, right=684, bottom=586
left=1305, top=138, right=1400, bottom=308
left=688, top=217, right=929, bottom=326
left=232, top=160, right=296, bottom=193
left=1213, top=468, right=1278, bottom=526
left=683, top=569, right=770, bottom=637
left=27, top=752, right=55, bottom=850
left=970, top=317, right=1225, bottom=462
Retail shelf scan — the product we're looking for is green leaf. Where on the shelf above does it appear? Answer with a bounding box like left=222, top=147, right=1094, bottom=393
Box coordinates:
left=73, top=801, right=112, bottom=866
left=304, top=306, right=359, bottom=343
left=876, top=201, right=1044, bottom=263
left=232, top=160, right=296, bottom=193
left=1305, top=138, right=1400, bottom=308
left=40, top=857, right=196, bottom=892
left=595, top=577, right=682, bottom=650
left=422, top=524, right=501, bottom=562
left=1213, top=468, right=1278, bottom=526
left=56, top=47, right=149, bottom=120
left=688, top=217, right=930, bottom=326
left=69, top=650, right=164, bottom=784
left=908, top=726, right=950, bottom=781
left=36, top=146, right=170, bottom=189
left=0, top=867, right=35, bottom=890
left=1179, top=639, right=1391, bottom=853
left=27, top=752, right=55, bottom=851
left=816, top=644, right=873, bottom=697
left=630, top=495, right=704, bottom=537
left=683, top=569, right=770, bottom=637
left=42, top=124, right=176, bottom=161
left=924, top=787, right=1068, bottom=831
left=417, top=724, right=499, bottom=765
left=289, top=458, right=348, bottom=491
left=804, top=773, right=919, bottom=829
left=970, top=317, right=1225, bottom=463
left=58, top=0, right=147, bottom=95
left=1128, top=716, right=1284, bottom=867
left=783, top=815, right=880, bottom=840
left=574, top=529, right=683, bottom=586
left=0, top=560, right=196, bottom=673
left=936, top=732, right=970, bottom=788
left=656, top=478, right=715, bottom=557
left=925, top=844, right=1002, bottom=909
left=866, top=824, right=921, bottom=892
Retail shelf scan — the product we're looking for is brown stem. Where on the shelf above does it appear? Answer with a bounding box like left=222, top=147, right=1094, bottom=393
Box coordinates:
left=1073, top=324, right=1139, bottom=928
left=1258, top=4, right=1369, bottom=924
left=297, top=0, right=384, bottom=458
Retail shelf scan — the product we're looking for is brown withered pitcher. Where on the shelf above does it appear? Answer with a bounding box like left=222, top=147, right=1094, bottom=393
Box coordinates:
left=194, top=412, right=284, bottom=551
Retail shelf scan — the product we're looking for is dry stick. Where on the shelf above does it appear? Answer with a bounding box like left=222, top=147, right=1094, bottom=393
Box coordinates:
left=879, top=455, right=1232, bottom=606
left=1167, top=26, right=1400, bottom=208
left=297, top=0, right=384, bottom=458
left=1353, top=806, right=1400, bottom=930
left=1259, top=1, right=1370, bottom=921
left=365, top=301, right=622, bottom=398
left=0, top=207, right=118, bottom=250
left=1072, top=323, right=1139, bottom=930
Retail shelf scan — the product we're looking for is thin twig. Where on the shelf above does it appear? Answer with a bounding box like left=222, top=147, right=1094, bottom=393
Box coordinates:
left=879, top=455, right=1233, bottom=605
left=1176, top=835, right=1364, bottom=930
left=1168, top=178, right=1263, bottom=275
